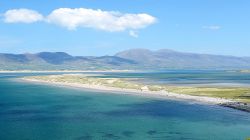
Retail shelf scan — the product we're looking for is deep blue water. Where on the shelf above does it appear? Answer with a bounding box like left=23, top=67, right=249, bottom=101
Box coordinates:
left=0, top=71, right=250, bottom=140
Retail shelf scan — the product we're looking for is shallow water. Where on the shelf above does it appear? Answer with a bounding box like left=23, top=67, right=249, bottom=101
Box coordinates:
left=99, top=70, right=250, bottom=87
left=0, top=72, right=250, bottom=140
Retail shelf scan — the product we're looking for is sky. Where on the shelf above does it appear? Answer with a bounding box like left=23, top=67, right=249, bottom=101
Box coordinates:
left=0, top=0, right=250, bottom=56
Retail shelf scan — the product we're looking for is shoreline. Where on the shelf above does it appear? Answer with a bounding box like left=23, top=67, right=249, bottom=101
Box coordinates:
left=20, top=77, right=233, bottom=105
left=0, top=70, right=136, bottom=73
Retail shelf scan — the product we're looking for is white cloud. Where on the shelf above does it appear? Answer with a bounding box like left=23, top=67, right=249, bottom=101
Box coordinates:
left=202, top=25, right=221, bottom=30
left=2, top=8, right=156, bottom=36
left=3, top=9, right=44, bottom=23
left=46, top=8, right=156, bottom=32
left=129, top=30, right=139, bottom=38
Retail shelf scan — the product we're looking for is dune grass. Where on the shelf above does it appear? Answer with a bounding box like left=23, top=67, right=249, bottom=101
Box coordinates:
left=165, top=86, right=250, bottom=103
left=25, top=74, right=250, bottom=103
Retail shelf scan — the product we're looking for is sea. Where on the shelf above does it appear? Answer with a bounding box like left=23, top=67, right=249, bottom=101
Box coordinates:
left=0, top=70, right=249, bottom=140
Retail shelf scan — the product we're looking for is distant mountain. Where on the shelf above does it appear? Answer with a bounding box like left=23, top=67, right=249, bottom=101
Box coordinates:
left=0, top=52, right=136, bottom=70
left=93, top=56, right=136, bottom=66
left=0, top=49, right=250, bottom=70
left=37, top=52, right=75, bottom=64
left=115, top=49, right=250, bottom=69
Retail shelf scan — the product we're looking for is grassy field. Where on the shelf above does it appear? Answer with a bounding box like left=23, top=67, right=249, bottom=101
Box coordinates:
left=26, top=74, right=250, bottom=103
left=165, top=86, right=250, bottom=103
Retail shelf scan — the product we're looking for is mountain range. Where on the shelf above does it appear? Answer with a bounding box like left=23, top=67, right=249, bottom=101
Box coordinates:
left=1, top=49, right=250, bottom=70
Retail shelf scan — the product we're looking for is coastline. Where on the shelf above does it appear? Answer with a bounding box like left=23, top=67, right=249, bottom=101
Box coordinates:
left=0, top=70, right=135, bottom=73
left=20, top=77, right=233, bottom=105
left=240, top=70, right=250, bottom=73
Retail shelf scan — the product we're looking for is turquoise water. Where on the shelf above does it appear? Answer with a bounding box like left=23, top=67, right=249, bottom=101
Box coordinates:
left=0, top=72, right=250, bottom=140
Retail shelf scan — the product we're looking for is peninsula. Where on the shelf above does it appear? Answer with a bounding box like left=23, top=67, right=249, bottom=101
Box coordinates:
left=240, top=70, right=250, bottom=73
left=21, top=74, right=250, bottom=112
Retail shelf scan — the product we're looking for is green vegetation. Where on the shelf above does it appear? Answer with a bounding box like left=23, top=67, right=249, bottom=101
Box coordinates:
left=240, top=70, right=250, bottom=73
left=165, top=86, right=250, bottom=103
left=26, top=74, right=250, bottom=103
left=27, top=74, right=145, bottom=90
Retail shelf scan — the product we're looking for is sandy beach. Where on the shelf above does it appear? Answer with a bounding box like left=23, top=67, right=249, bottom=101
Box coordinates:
left=20, top=77, right=233, bottom=105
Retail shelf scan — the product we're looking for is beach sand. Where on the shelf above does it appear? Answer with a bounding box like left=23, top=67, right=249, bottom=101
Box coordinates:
left=20, top=77, right=233, bottom=105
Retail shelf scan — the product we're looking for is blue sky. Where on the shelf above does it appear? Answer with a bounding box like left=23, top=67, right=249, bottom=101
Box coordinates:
left=0, top=0, right=250, bottom=56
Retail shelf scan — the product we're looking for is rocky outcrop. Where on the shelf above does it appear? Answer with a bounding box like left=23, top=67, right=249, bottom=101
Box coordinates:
left=220, top=102, right=250, bottom=112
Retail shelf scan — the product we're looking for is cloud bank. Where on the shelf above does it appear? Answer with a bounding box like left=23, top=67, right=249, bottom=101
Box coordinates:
left=3, top=9, right=43, bottom=23
left=2, top=8, right=157, bottom=37
left=47, top=8, right=156, bottom=32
